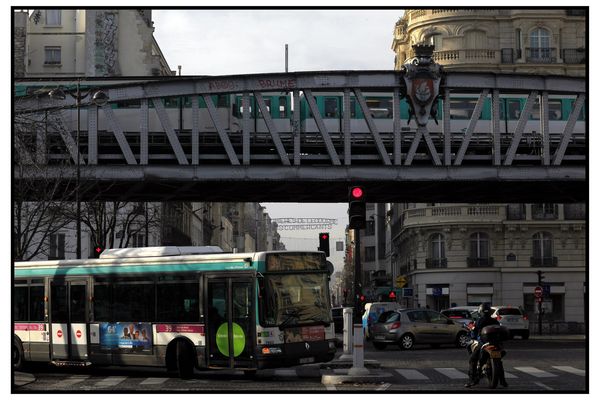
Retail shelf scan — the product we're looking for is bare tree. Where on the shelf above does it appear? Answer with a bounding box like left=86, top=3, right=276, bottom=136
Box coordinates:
left=13, top=109, right=77, bottom=261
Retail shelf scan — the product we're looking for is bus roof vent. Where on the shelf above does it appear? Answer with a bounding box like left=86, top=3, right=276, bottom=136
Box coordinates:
left=99, top=246, right=225, bottom=259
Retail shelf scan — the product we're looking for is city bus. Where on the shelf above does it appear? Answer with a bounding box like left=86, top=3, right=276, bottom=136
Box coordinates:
left=13, top=247, right=337, bottom=378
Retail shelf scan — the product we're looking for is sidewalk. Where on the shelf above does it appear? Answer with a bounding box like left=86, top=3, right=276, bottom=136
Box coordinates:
left=13, top=371, right=35, bottom=388
left=529, top=334, right=586, bottom=340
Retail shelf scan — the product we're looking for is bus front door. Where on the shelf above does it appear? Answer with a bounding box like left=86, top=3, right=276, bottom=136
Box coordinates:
left=50, top=280, right=88, bottom=361
left=206, top=276, right=255, bottom=369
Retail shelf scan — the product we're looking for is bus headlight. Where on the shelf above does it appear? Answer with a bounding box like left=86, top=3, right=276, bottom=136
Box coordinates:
left=261, top=346, right=283, bottom=355
left=328, top=341, right=336, bottom=349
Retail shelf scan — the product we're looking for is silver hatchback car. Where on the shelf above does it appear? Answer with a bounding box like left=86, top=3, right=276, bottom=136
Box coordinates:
left=370, top=308, right=471, bottom=350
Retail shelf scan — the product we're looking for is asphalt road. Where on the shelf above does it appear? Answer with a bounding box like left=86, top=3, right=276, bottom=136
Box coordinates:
left=14, top=338, right=587, bottom=392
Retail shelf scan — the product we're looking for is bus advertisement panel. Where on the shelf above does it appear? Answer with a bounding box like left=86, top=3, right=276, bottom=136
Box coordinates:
left=100, top=322, right=152, bottom=352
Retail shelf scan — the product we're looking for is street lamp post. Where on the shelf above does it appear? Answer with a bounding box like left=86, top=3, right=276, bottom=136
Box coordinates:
left=49, top=82, right=108, bottom=259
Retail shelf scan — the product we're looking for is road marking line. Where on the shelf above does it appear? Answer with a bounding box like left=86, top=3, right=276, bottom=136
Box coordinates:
left=514, top=367, right=557, bottom=378
left=534, top=381, right=554, bottom=390
left=376, top=383, right=391, bottom=391
left=274, top=369, right=297, bottom=377
left=503, top=371, right=518, bottom=379
left=95, top=376, right=127, bottom=387
left=140, top=377, right=169, bottom=385
left=326, top=385, right=337, bottom=391
left=52, top=375, right=91, bottom=388
left=395, top=369, right=429, bottom=380
left=552, top=366, right=586, bottom=376
left=434, top=368, right=469, bottom=379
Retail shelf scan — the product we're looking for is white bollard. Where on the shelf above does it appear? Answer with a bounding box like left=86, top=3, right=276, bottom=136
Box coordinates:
left=339, top=307, right=353, bottom=361
left=348, top=323, right=369, bottom=376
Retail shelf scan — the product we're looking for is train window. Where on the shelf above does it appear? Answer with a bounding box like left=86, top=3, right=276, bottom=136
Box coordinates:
left=217, top=95, right=229, bottom=108
left=531, top=99, right=563, bottom=120
left=450, top=99, right=477, bottom=120
left=163, top=97, right=179, bottom=108
left=366, top=98, right=392, bottom=119
left=324, top=98, right=339, bottom=118
left=507, top=100, right=522, bottom=120
left=114, top=100, right=141, bottom=109
left=258, top=98, right=271, bottom=119
left=279, top=96, right=288, bottom=118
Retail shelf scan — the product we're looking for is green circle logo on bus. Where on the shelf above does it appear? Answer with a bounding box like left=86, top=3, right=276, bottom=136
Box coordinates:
left=216, top=322, right=245, bottom=357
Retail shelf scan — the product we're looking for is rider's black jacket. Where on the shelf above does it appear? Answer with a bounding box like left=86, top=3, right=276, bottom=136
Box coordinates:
left=471, top=314, right=500, bottom=340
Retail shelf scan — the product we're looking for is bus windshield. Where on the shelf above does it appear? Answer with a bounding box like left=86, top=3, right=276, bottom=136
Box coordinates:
left=263, top=273, right=331, bottom=328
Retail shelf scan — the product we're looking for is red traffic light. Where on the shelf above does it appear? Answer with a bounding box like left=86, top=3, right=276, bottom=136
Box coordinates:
left=389, top=291, right=396, bottom=299
left=95, top=247, right=102, bottom=254
left=321, top=233, right=329, bottom=240
left=359, top=294, right=365, bottom=301
left=350, top=186, right=364, bottom=200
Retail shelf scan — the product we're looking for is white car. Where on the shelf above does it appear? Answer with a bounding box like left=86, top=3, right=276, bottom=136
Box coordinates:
left=491, top=306, right=530, bottom=339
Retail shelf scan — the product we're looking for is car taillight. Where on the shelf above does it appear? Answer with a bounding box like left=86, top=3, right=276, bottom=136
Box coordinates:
left=390, top=322, right=401, bottom=330
left=523, top=315, right=528, bottom=321
left=496, top=315, right=502, bottom=321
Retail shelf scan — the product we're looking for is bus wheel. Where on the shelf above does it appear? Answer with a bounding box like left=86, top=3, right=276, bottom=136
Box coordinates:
left=13, top=339, right=24, bottom=370
left=176, top=340, right=194, bottom=380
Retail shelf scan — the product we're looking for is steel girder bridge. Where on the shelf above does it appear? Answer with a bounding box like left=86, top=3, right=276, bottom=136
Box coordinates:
left=14, top=67, right=586, bottom=203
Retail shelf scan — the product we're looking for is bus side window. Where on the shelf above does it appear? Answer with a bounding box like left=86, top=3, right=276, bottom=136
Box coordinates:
left=14, top=286, right=28, bottom=321
left=30, top=286, right=45, bottom=322
left=93, top=283, right=112, bottom=321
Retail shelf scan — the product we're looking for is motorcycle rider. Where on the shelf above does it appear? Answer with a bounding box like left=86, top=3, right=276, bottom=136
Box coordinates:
left=464, top=302, right=504, bottom=388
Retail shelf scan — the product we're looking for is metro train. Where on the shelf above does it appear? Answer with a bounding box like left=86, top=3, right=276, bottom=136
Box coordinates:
left=15, top=81, right=585, bottom=160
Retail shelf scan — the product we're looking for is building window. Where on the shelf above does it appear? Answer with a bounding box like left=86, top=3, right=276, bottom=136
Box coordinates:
left=49, top=233, right=65, bottom=260
left=529, top=27, right=553, bottom=62
left=428, top=33, right=443, bottom=51
left=468, top=232, right=493, bottom=267
left=131, top=232, right=146, bottom=247
left=427, top=233, right=446, bottom=268
left=365, top=220, right=375, bottom=236
left=531, top=232, right=556, bottom=267
left=532, top=204, right=557, bottom=220
left=364, top=246, right=376, bottom=262
left=45, top=10, right=61, bottom=26
left=464, top=30, right=487, bottom=49
left=44, top=46, right=61, bottom=65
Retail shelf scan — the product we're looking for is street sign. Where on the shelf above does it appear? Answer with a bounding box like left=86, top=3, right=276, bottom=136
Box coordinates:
left=395, top=275, right=407, bottom=288
left=402, top=288, right=413, bottom=297
left=534, top=286, right=543, bottom=298
left=542, top=284, right=551, bottom=296
left=432, top=287, right=442, bottom=297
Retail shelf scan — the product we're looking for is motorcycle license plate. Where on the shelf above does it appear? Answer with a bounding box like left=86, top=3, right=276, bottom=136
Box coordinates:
left=299, top=357, right=315, bottom=364
left=489, top=351, right=502, bottom=359
left=375, top=335, right=385, bottom=340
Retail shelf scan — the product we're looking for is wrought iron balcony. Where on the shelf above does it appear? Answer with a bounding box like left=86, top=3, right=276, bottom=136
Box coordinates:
left=526, top=47, right=557, bottom=63
left=562, top=48, right=586, bottom=64
left=530, top=256, right=558, bottom=268
left=467, top=257, right=494, bottom=267
left=426, top=258, right=447, bottom=269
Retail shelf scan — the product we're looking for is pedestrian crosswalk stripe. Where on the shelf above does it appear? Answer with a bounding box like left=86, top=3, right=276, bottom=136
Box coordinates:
left=513, top=367, right=557, bottom=378
left=274, top=369, right=297, bottom=377
left=52, top=375, right=90, bottom=388
left=395, top=369, right=429, bottom=380
left=503, top=371, right=518, bottom=379
left=140, top=377, right=169, bottom=385
left=551, top=366, right=586, bottom=376
left=95, top=376, right=128, bottom=387
left=435, top=368, right=469, bottom=379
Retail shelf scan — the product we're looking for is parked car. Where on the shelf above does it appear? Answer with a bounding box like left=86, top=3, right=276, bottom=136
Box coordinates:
left=441, top=306, right=478, bottom=327
left=361, top=302, right=399, bottom=339
left=331, top=307, right=344, bottom=334
left=491, top=306, right=530, bottom=339
left=370, top=308, right=471, bottom=350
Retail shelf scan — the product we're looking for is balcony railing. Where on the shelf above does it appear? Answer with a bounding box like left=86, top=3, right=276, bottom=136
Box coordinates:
left=426, top=258, right=447, bottom=269
left=526, top=47, right=557, bottom=64
left=530, top=257, right=558, bottom=268
left=467, top=257, right=494, bottom=267
left=562, top=48, right=586, bottom=64
left=401, top=205, right=505, bottom=230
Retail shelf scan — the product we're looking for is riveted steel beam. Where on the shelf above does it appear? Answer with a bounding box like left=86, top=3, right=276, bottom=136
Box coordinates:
left=553, top=93, right=585, bottom=165
left=151, top=98, right=188, bottom=165
left=101, top=105, right=138, bottom=165
left=303, top=89, right=341, bottom=166
left=504, top=91, right=537, bottom=166
left=254, top=92, right=290, bottom=165
left=454, top=89, right=489, bottom=165
left=202, top=94, right=239, bottom=166
left=354, top=88, right=391, bottom=165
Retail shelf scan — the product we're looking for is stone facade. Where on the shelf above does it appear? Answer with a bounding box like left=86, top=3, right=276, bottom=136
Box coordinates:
left=392, top=9, right=586, bottom=77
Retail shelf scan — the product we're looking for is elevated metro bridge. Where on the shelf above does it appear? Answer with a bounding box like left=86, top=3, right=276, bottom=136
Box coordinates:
left=14, top=65, right=586, bottom=203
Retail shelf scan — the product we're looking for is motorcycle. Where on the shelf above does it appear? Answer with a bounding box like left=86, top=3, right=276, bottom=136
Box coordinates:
left=467, top=323, right=510, bottom=389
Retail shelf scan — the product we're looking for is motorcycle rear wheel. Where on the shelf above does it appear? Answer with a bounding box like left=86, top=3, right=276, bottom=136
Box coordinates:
left=487, top=359, right=503, bottom=388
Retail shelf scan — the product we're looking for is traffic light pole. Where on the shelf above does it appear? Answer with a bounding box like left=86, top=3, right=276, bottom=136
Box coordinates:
left=537, top=270, right=543, bottom=336
left=353, top=229, right=361, bottom=324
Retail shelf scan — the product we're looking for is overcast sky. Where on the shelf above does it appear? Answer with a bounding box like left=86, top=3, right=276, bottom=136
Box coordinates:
left=152, top=9, right=404, bottom=271
left=152, top=10, right=403, bottom=75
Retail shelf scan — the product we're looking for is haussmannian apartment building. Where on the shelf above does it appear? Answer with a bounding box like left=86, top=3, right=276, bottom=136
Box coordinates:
left=355, top=9, right=586, bottom=325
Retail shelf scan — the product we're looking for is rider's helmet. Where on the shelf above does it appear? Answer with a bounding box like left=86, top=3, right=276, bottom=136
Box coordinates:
left=478, top=302, right=492, bottom=317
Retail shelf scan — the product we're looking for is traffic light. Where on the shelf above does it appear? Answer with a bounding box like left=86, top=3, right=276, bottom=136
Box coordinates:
left=537, top=270, right=545, bottom=285
left=348, top=186, right=366, bottom=229
left=318, top=232, right=330, bottom=257
left=93, top=245, right=104, bottom=258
